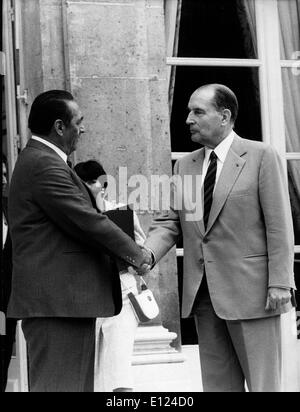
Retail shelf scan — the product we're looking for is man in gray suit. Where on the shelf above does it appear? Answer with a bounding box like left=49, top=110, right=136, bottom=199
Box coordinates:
left=145, top=84, right=295, bottom=392
left=7, top=90, right=151, bottom=392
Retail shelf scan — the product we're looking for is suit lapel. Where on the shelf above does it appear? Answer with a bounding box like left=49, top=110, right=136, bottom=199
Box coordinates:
left=80, top=179, right=101, bottom=212
left=206, top=136, right=247, bottom=233
left=27, top=139, right=97, bottom=210
left=188, top=148, right=206, bottom=236
left=68, top=167, right=100, bottom=211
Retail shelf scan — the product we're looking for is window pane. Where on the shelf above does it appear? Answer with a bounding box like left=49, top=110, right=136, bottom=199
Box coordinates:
left=177, top=0, right=257, bottom=59
left=282, top=68, right=300, bottom=152
left=170, top=66, right=262, bottom=152
left=278, top=0, right=300, bottom=60
left=288, top=160, right=300, bottom=245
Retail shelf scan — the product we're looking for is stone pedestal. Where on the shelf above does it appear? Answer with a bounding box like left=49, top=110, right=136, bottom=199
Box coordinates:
left=133, top=325, right=184, bottom=365
left=133, top=343, right=203, bottom=392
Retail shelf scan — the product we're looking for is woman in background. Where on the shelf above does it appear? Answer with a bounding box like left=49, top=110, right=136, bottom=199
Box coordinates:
left=74, top=160, right=145, bottom=392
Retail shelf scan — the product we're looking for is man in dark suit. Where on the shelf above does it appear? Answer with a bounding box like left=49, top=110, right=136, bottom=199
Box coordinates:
left=7, top=90, right=151, bottom=392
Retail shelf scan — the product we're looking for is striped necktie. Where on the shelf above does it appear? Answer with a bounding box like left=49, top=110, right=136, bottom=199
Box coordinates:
left=203, top=151, right=218, bottom=230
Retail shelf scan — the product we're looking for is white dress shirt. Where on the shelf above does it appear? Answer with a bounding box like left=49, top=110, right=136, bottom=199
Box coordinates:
left=201, top=130, right=235, bottom=188
left=32, top=135, right=68, bottom=163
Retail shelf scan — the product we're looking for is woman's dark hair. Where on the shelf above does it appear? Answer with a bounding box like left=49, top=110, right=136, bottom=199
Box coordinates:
left=28, top=90, right=74, bottom=136
left=74, top=160, right=107, bottom=186
left=2, top=154, right=8, bottom=167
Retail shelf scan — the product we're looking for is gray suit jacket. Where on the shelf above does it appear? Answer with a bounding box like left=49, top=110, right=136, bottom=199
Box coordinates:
left=8, top=139, right=144, bottom=319
left=146, top=135, right=295, bottom=320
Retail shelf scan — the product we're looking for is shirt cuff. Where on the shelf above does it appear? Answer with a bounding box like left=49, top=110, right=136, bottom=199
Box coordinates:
left=146, top=247, right=156, bottom=268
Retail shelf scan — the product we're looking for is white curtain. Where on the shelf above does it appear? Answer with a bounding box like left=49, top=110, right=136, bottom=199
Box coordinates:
left=278, top=0, right=300, bottom=201
left=164, top=0, right=182, bottom=114
left=278, top=0, right=300, bottom=60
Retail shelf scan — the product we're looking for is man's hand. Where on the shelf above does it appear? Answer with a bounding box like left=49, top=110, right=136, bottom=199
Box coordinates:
left=127, top=246, right=153, bottom=276
left=265, top=287, right=291, bottom=311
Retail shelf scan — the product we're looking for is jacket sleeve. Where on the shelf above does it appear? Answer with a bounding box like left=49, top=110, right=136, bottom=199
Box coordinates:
left=258, top=146, right=296, bottom=289
left=145, top=160, right=182, bottom=262
left=133, top=212, right=146, bottom=247
left=32, top=163, right=145, bottom=268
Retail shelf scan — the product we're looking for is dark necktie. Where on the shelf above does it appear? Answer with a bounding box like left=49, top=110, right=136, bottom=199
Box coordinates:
left=203, top=151, right=218, bottom=230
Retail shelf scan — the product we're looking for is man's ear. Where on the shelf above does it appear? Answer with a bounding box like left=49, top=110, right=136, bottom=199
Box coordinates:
left=54, top=119, right=64, bottom=136
left=221, top=109, right=232, bottom=126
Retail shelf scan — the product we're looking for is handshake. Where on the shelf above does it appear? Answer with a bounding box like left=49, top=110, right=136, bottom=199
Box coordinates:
left=128, top=246, right=154, bottom=276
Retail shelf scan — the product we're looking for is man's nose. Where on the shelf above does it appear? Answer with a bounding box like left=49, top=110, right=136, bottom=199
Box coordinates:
left=80, top=125, right=85, bottom=134
left=186, top=112, right=194, bottom=124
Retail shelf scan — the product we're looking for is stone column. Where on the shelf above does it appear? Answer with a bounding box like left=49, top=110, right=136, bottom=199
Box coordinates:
left=20, top=0, right=67, bottom=109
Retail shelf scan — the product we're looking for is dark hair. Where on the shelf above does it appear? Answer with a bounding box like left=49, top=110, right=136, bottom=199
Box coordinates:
left=74, top=160, right=107, bottom=184
left=197, top=84, right=239, bottom=124
left=28, top=90, right=74, bottom=136
left=2, top=154, right=7, bottom=166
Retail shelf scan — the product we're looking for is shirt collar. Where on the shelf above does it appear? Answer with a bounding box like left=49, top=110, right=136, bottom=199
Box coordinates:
left=31, top=135, right=68, bottom=163
left=205, top=130, right=235, bottom=163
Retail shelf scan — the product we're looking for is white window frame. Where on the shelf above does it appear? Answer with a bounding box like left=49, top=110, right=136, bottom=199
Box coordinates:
left=166, top=0, right=300, bottom=255
left=14, top=0, right=29, bottom=151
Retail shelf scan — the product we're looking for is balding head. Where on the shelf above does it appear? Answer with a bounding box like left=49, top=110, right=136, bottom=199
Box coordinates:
left=193, top=84, right=239, bottom=125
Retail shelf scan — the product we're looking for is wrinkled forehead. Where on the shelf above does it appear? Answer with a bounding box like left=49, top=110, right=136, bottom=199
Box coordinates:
left=188, top=87, right=216, bottom=109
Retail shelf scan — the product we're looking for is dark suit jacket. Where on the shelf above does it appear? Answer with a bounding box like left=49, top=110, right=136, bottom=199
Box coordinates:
left=1, top=198, right=13, bottom=314
left=7, top=139, right=144, bottom=319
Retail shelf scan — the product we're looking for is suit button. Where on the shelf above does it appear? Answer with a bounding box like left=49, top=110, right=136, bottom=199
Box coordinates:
left=199, top=258, right=204, bottom=265
left=203, top=238, right=209, bottom=244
